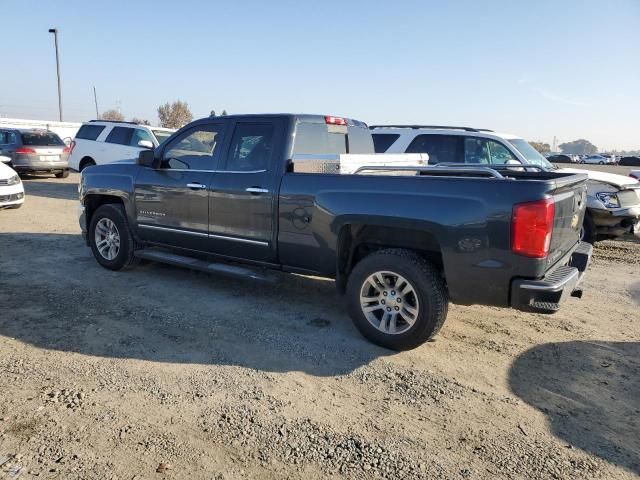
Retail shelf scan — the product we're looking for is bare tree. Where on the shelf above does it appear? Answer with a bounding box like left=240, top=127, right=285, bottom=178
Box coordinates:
left=131, top=117, right=151, bottom=125
left=529, top=141, right=551, bottom=154
left=100, top=109, right=124, bottom=122
left=158, top=101, right=193, bottom=129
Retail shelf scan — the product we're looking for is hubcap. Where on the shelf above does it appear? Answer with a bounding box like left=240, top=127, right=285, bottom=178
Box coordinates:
left=359, top=271, right=419, bottom=335
left=94, top=218, right=120, bottom=261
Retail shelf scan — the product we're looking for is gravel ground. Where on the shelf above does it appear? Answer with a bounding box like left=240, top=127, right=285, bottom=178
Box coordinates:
left=0, top=173, right=638, bottom=479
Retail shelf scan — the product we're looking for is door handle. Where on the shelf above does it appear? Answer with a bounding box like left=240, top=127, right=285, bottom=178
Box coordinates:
left=187, top=183, right=207, bottom=190
left=245, top=187, right=269, bottom=194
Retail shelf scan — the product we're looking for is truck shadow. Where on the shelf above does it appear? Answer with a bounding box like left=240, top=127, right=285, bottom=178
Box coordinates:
left=21, top=179, right=79, bottom=201
left=0, top=232, right=391, bottom=377
left=509, top=341, right=640, bottom=475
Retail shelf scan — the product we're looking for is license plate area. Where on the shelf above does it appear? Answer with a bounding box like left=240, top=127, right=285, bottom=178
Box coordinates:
left=40, top=155, right=60, bottom=161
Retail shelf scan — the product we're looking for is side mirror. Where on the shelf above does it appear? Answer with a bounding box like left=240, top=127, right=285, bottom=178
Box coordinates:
left=505, top=159, right=525, bottom=171
left=137, top=149, right=156, bottom=168
left=137, top=140, right=154, bottom=149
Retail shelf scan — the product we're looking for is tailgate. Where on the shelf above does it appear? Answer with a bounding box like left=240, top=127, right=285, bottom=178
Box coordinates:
left=547, top=173, right=588, bottom=264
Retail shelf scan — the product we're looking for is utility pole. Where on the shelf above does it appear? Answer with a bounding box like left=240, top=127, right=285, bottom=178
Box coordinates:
left=93, top=86, right=100, bottom=118
left=48, top=28, right=63, bottom=121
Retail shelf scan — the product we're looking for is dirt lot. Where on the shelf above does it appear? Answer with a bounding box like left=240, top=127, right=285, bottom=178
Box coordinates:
left=0, top=173, right=638, bottom=479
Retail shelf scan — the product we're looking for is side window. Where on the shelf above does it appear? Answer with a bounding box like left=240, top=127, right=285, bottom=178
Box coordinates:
left=75, top=124, right=105, bottom=141
left=372, top=134, right=400, bottom=153
left=464, top=138, right=491, bottom=164
left=0, top=131, right=6, bottom=144
left=161, top=125, right=222, bottom=170
left=487, top=140, right=516, bottom=164
left=405, top=134, right=463, bottom=164
left=105, top=127, right=134, bottom=145
left=130, top=129, right=154, bottom=147
left=6, top=132, right=17, bottom=144
left=225, top=123, right=274, bottom=172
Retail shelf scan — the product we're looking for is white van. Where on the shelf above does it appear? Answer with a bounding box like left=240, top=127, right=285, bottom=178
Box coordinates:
left=68, top=121, right=175, bottom=171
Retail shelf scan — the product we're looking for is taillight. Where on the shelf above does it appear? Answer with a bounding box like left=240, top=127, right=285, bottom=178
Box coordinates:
left=15, top=147, right=36, bottom=154
left=511, top=198, right=555, bottom=258
left=325, top=116, right=347, bottom=126
left=64, top=142, right=74, bottom=154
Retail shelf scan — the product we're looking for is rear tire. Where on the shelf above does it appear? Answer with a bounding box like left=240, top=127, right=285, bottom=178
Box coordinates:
left=55, top=169, right=69, bottom=178
left=89, top=204, right=138, bottom=271
left=580, top=213, right=596, bottom=244
left=346, top=248, right=448, bottom=351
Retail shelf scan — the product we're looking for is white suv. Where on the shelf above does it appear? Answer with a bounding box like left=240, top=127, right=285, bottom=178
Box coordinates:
left=68, top=121, right=175, bottom=171
left=370, top=125, right=640, bottom=243
left=370, top=125, right=551, bottom=167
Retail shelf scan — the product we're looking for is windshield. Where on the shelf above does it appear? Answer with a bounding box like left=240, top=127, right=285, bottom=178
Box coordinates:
left=508, top=138, right=554, bottom=169
left=152, top=130, right=172, bottom=146
left=21, top=131, right=64, bottom=146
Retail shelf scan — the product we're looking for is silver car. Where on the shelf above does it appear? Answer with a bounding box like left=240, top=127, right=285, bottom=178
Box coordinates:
left=0, top=129, right=70, bottom=178
left=580, top=154, right=614, bottom=165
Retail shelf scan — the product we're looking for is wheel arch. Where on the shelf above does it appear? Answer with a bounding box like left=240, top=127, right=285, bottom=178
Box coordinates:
left=335, top=223, right=444, bottom=294
left=79, top=156, right=96, bottom=171
left=85, top=194, right=127, bottom=240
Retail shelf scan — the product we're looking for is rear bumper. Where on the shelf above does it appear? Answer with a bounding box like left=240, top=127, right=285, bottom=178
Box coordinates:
left=14, top=163, right=68, bottom=173
left=13, top=154, right=69, bottom=173
left=511, top=242, right=592, bottom=314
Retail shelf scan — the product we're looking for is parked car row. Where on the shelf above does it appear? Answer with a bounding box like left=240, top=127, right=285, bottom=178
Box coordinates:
left=543, top=153, right=636, bottom=165
left=68, top=120, right=175, bottom=172
left=0, top=121, right=176, bottom=180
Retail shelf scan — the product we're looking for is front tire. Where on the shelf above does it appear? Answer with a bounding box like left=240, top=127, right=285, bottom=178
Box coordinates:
left=580, top=213, right=597, bottom=244
left=346, top=248, right=448, bottom=351
left=89, top=204, right=138, bottom=271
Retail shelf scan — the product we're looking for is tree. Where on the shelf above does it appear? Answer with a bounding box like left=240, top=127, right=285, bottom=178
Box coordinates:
left=221, top=109, right=228, bottom=116
left=100, top=109, right=124, bottom=122
left=209, top=110, right=216, bottom=117
left=529, top=141, right=551, bottom=154
left=131, top=117, right=151, bottom=125
left=559, top=139, right=597, bottom=155
left=158, top=101, right=193, bottom=129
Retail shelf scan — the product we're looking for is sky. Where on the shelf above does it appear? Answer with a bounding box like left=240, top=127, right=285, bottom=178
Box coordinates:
left=1, top=0, right=639, bottom=151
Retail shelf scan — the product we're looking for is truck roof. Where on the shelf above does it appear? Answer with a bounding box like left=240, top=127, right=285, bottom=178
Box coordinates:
left=193, top=113, right=368, bottom=128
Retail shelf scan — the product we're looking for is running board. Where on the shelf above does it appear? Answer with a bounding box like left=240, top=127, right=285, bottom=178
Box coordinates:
left=134, top=248, right=279, bottom=283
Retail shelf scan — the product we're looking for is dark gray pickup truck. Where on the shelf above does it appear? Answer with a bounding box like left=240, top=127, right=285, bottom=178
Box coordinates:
left=79, top=114, right=592, bottom=350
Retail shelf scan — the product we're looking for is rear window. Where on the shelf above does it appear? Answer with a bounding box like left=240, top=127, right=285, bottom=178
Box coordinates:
left=105, top=127, right=134, bottom=145
left=75, top=124, right=105, bottom=141
left=405, top=134, right=463, bottom=164
left=372, top=133, right=400, bottom=153
left=293, top=122, right=374, bottom=155
left=20, top=131, right=64, bottom=146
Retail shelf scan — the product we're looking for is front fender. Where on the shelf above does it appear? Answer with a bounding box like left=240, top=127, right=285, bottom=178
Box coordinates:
left=80, top=165, right=139, bottom=234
